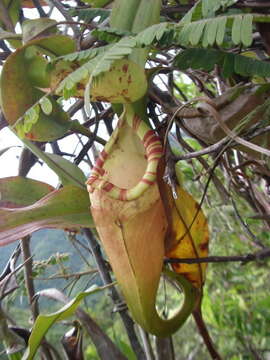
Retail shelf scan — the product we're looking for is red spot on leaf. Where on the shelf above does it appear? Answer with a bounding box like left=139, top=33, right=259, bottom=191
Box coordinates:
left=122, top=64, right=129, bottom=73
left=199, top=240, right=209, bottom=251
left=26, top=132, right=35, bottom=140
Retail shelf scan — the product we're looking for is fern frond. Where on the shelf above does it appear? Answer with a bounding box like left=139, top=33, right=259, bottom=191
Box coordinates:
left=54, top=44, right=112, bottom=63
left=179, top=1, right=202, bottom=24
left=176, top=13, right=254, bottom=48
left=174, top=48, right=270, bottom=78
left=69, top=8, right=110, bottom=24
left=136, top=22, right=169, bottom=46
left=92, top=27, right=133, bottom=43
left=56, top=36, right=137, bottom=97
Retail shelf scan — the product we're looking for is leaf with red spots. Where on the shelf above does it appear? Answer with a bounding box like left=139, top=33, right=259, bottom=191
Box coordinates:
left=0, top=35, right=75, bottom=141
left=160, top=181, right=209, bottom=289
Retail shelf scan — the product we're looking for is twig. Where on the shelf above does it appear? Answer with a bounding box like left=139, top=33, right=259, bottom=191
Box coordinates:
left=35, top=268, right=98, bottom=280
left=46, top=0, right=81, bottom=40
left=32, top=0, right=47, bottom=17
left=193, top=307, right=222, bottom=360
left=165, top=247, right=270, bottom=265
left=20, top=236, right=39, bottom=319
left=231, top=195, right=266, bottom=249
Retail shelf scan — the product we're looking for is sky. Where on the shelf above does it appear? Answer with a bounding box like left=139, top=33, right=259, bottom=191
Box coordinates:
left=0, top=7, right=78, bottom=187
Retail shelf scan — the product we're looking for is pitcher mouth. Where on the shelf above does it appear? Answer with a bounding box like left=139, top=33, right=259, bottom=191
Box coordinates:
left=86, top=106, right=163, bottom=201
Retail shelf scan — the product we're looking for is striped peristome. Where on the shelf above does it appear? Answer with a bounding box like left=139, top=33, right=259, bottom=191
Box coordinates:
left=87, top=106, right=163, bottom=201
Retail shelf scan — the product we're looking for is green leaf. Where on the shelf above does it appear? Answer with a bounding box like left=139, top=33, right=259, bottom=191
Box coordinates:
left=0, top=176, right=54, bottom=207
left=78, top=0, right=110, bottom=6
left=222, top=53, right=235, bottom=78
left=0, top=0, right=20, bottom=29
left=216, top=16, right=227, bottom=46
left=178, top=23, right=193, bottom=46
left=241, top=14, right=253, bottom=47
left=179, top=1, right=202, bottom=24
left=189, top=20, right=205, bottom=46
left=0, top=185, right=94, bottom=245
left=137, top=22, right=169, bottom=46
left=91, top=36, right=137, bottom=77
left=56, top=36, right=137, bottom=99
left=232, top=15, right=242, bottom=45
left=17, top=138, right=86, bottom=189
left=206, top=17, right=219, bottom=46
left=92, top=27, right=132, bottom=43
left=22, top=18, right=57, bottom=44
left=0, top=35, right=75, bottom=141
left=39, top=97, right=53, bottom=115
left=42, top=153, right=87, bottom=187
left=22, top=284, right=111, bottom=360
left=70, top=8, right=110, bottom=24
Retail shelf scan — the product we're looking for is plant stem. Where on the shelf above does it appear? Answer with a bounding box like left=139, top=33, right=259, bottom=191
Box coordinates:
left=155, top=336, right=175, bottom=360
left=20, top=236, right=39, bottom=320
left=193, top=306, right=222, bottom=360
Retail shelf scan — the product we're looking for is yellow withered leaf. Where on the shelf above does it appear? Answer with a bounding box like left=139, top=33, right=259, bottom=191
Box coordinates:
left=159, top=179, right=209, bottom=288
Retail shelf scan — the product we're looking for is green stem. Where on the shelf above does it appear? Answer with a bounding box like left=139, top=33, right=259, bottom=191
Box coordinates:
left=71, top=120, right=106, bottom=145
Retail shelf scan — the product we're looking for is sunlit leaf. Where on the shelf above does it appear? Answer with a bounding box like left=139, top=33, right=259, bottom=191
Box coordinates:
left=1, top=48, right=71, bottom=141
left=22, top=18, right=57, bottom=44
left=22, top=284, right=111, bottom=360
left=0, top=0, right=20, bottom=29
left=18, top=138, right=86, bottom=189
left=0, top=176, right=54, bottom=207
left=0, top=185, right=94, bottom=246
left=43, top=153, right=87, bottom=187
left=39, top=97, right=53, bottom=115
left=160, top=182, right=209, bottom=288
left=0, top=35, right=75, bottom=141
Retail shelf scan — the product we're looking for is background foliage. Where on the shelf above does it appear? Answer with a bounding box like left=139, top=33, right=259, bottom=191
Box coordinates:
left=1, top=0, right=270, bottom=359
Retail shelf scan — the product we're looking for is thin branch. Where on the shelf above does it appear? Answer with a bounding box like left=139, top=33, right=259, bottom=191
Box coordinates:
left=193, top=307, right=222, bottom=360
left=165, top=248, right=270, bottom=265
left=20, top=236, right=39, bottom=319
left=32, top=0, right=47, bottom=17
left=35, top=268, right=98, bottom=280
left=46, top=0, right=81, bottom=40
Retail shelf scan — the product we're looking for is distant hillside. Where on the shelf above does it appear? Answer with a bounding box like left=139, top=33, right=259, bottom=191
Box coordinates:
left=0, top=229, right=99, bottom=294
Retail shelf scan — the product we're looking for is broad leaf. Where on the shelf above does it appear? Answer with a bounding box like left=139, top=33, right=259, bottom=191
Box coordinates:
left=0, top=35, right=75, bottom=141
left=0, top=0, right=20, bottom=29
left=163, top=185, right=209, bottom=288
left=22, top=285, right=111, bottom=360
left=0, top=185, right=94, bottom=246
left=0, top=176, right=54, bottom=207
left=22, top=18, right=57, bottom=44
left=19, top=138, right=87, bottom=189
left=1, top=48, right=71, bottom=141
left=42, top=153, right=87, bottom=187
